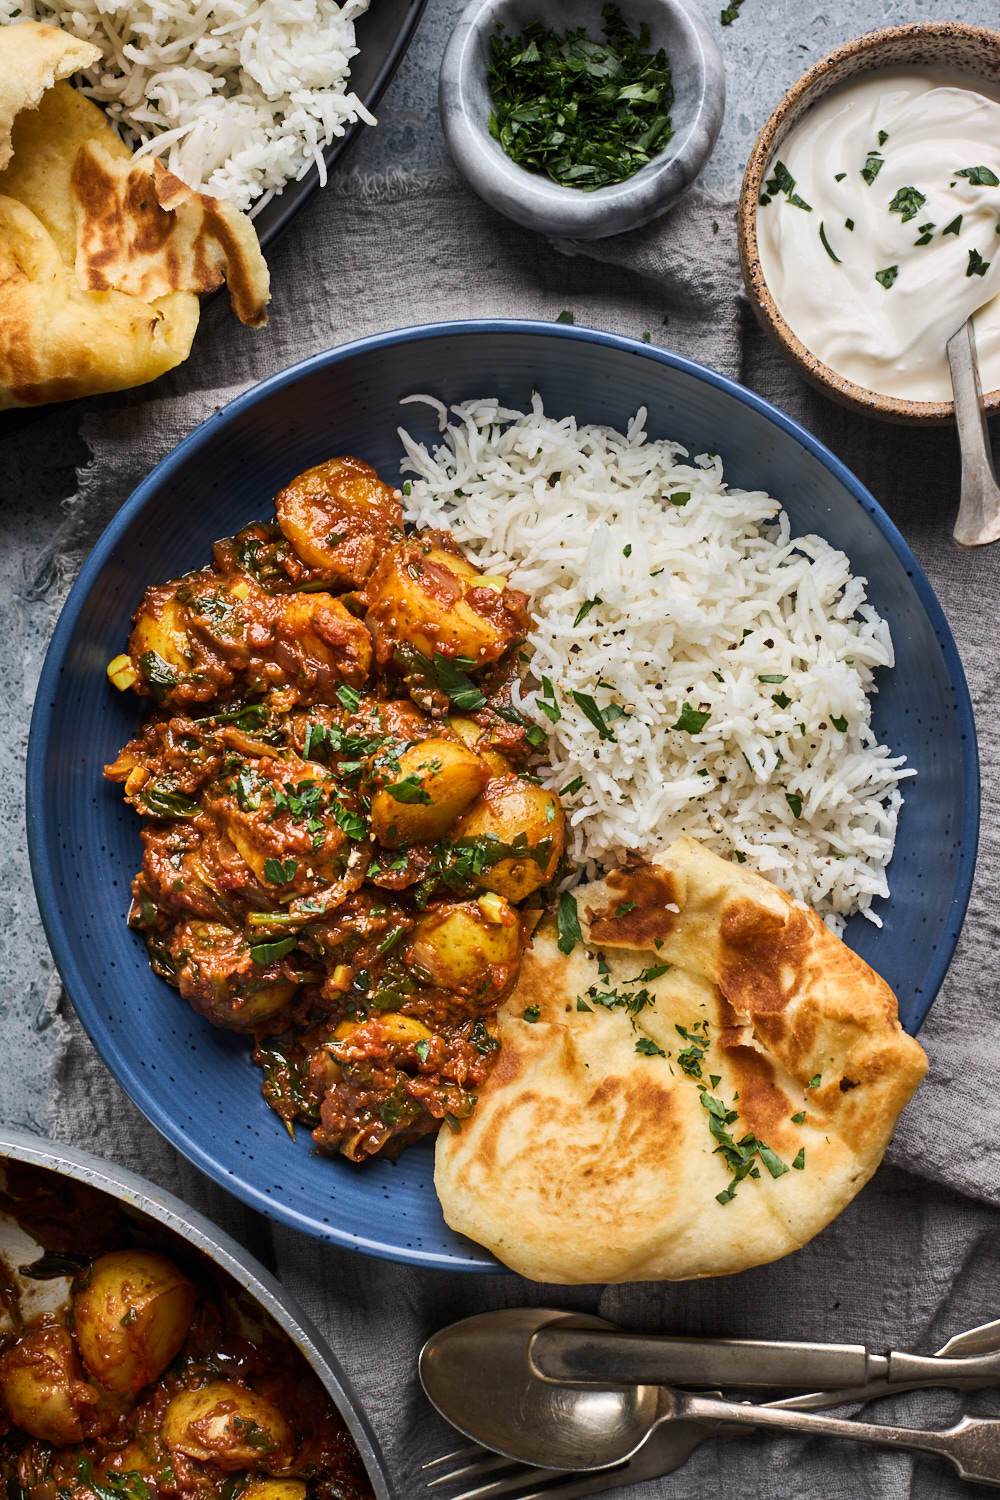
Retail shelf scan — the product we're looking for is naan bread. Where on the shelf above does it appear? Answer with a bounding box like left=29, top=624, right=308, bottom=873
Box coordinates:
left=435, top=835, right=927, bottom=1283
left=0, top=23, right=269, bottom=408
left=0, top=20, right=99, bottom=172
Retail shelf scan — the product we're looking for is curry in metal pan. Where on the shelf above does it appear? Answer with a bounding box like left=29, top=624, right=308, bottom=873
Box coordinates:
left=0, top=1160, right=371, bottom=1498
left=105, top=457, right=566, bottom=1162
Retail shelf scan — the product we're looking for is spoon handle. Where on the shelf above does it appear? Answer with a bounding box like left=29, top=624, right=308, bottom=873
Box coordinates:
left=680, top=1393, right=1000, bottom=1487
left=531, top=1328, right=884, bottom=1390
left=947, top=316, right=1000, bottom=548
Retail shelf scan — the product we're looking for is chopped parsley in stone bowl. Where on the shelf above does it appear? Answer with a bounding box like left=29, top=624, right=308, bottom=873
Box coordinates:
left=439, top=0, right=725, bottom=239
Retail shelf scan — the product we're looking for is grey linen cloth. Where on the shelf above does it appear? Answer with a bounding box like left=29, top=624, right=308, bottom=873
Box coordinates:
left=42, top=166, right=1000, bottom=1500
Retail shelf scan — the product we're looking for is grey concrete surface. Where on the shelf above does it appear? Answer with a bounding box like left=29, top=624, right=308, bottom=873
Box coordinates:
left=2, top=0, right=998, bottom=1129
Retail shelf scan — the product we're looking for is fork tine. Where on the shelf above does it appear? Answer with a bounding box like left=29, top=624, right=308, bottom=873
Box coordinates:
left=440, top=1466, right=570, bottom=1500
left=492, top=1464, right=633, bottom=1500
left=424, top=1445, right=492, bottom=1470
left=426, top=1452, right=527, bottom=1487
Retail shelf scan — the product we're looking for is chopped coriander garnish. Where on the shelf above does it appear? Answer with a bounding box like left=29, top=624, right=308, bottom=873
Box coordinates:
left=263, top=857, right=297, bottom=884
left=942, top=214, right=963, bottom=236
left=669, top=490, right=691, bottom=506
left=954, top=165, right=1000, bottom=187
left=560, top=775, right=585, bottom=796
left=784, top=791, right=803, bottom=817
left=571, top=690, right=617, bottom=741
left=878, top=129, right=889, bottom=147
left=818, top=222, right=841, bottom=262
left=250, top=936, right=297, bottom=965
left=556, top=309, right=575, bottom=324
left=757, top=1143, right=790, bottom=1179
left=762, top=159, right=811, bottom=211
left=720, top=0, right=745, bottom=23
left=734, top=850, right=746, bottom=863
left=557, top=890, right=582, bottom=955
left=573, top=597, right=602, bottom=627
left=792, top=1147, right=806, bottom=1170
left=336, top=684, right=361, bottom=713
left=623, top=543, right=633, bottom=556
left=402, top=481, right=412, bottom=496
left=861, top=152, right=884, bottom=186
left=576, top=995, right=593, bottom=1011
left=415, top=1038, right=431, bottom=1063
left=834, top=172, right=846, bottom=182
left=791, top=1111, right=806, bottom=1124
left=807, top=1073, right=822, bottom=1087
left=758, top=673, right=787, bottom=683
left=831, top=714, right=848, bottom=732
left=385, top=772, right=432, bottom=805
left=635, top=1037, right=666, bottom=1057
left=488, top=8, right=674, bottom=193
left=523, top=1005, right=541, bottom=1023
left=875, top=264, right=899, bottom=290
left=434, top=652, right=486, bottom=711
left=615, top=900, right=638, bottom=918
left=967, top=248, right=991, bottom=278
left=845, top=217, right=855, bottom=231
left=772, top=691, right=791, bottom=709
left=888, top=185, right=926, bottom=224
left=672, top=702, right=711, bottom=734
left=914, top=222, right=935, bottom=246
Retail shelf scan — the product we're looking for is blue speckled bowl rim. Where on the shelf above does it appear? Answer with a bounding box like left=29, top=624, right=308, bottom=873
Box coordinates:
left=26, top=320, right=979, bottom=1262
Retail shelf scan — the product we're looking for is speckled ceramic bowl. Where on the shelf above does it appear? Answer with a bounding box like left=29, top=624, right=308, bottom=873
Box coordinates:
left=26, top=322, right=978, bottom=1271
left=739, top=22, right=1000, bottom=426
left=439, top=0, right=724, bottom=239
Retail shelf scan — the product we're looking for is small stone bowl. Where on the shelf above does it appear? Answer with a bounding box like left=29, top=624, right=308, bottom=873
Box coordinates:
left=438, top=0, right=724, bottom=241
left=738, top=21, right=1000, bottom=426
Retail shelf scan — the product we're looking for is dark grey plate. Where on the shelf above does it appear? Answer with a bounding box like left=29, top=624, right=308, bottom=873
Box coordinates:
left=0, top=0, right=427, bottom=433
left=255, top=0, right=429, bottom=250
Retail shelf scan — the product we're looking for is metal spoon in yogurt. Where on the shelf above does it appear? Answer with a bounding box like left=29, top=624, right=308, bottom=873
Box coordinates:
left=948, top=315, right=1000, bottom=548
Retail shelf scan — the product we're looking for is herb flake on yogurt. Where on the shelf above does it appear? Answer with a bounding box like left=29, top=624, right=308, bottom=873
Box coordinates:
left=756, top=70, right=1000, bottom=402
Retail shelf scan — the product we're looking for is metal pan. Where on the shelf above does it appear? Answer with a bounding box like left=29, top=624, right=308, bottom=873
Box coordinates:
left=0, top=1126, right=394, bottom=1500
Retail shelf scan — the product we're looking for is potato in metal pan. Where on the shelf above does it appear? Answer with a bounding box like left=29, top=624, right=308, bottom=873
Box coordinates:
left=0, top=1129, right=391, bottom=1500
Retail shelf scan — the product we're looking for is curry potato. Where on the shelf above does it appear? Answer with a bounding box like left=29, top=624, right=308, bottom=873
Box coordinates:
left=73, top=1250, right=196, bottom=1394
left=0, top=1326, right=97, bottom=1445
left=455, top=776, right=564, bottom=901
left=369, top=737, right=490, bottom=847
left=409, top=897, right=521, bottom=990
left=162, top=1382, right=293, bottom=1470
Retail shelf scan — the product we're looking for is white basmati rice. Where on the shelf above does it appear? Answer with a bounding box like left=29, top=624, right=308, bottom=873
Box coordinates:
left=398, top=394, right=915, bottom=934
left=2, top=0, right=374, bottom=213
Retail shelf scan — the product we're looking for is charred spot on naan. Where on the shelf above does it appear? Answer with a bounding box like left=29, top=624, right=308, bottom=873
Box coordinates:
left=586, top=863, right=680, bottom=947
left=721, top=1043, right=794, bottom=1144
left=71, top=143, right=270, bottom=327
left=717, top=896, right=813, bottom=1016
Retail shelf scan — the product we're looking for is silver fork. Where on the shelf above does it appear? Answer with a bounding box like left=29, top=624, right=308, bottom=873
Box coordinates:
left=423, top=1420, right=721, bottom=1500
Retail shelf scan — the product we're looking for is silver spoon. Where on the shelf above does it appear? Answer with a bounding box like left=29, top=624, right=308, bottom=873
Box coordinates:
left=420, top=1308, right=1000, bottom=1476
left=948, top=315, right=1000, bottom=548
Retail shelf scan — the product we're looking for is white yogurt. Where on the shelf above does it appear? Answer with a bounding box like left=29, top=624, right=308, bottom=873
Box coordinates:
left=757, top=69, right=1000, bottom=402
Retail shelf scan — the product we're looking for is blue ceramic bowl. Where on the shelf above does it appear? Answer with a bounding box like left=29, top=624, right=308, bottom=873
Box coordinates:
left=27, top=322, right=978, bottom=1273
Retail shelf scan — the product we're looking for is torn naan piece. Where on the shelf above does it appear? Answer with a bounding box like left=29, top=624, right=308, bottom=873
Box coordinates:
left=435, top=835, right=928, bottom=1284
left=73, top=143, right=269, bottom=327
left=0, top=23, right=269, bottom=408
left=0, top=20, right=99, bottom=172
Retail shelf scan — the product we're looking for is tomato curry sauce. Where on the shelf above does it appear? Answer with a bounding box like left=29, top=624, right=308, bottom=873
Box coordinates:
left=104, top=456, right=566, bottom=1162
